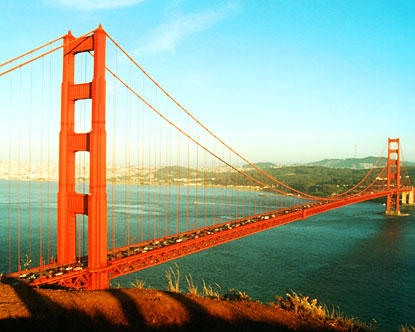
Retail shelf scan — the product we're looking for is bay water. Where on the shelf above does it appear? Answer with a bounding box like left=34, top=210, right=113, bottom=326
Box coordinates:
left=0, top=181, right=414, bottom=330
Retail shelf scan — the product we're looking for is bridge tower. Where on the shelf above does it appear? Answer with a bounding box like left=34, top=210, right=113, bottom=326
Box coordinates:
left=57, top=25, right=108, bottom=289
left=385, top=138, right=401, bottom=215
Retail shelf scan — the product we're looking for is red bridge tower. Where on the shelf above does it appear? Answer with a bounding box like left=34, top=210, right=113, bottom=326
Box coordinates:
left=385, top=138, right=402, bottom=215
left=57, top=26, right=108, bottom=289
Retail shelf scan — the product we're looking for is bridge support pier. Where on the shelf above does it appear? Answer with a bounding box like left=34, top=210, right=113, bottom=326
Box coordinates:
left=401, top=188, right=415, bottom=206
left=385, top=208, right=406, bottom=216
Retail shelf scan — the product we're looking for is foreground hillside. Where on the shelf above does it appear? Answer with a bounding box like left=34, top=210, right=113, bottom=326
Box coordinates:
left=0, top=282, right=372, bottom=332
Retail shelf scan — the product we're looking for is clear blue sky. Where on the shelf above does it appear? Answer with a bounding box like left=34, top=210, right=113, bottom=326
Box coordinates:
left=0, top=0, right=414, bottom=164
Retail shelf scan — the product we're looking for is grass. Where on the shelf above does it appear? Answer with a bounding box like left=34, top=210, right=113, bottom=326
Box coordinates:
left=149, top=265, right=387, bottom=331
left=130, top=278, right=146, bottom=289
left=22, top=254, right=31, bottom=270
left=185, top=273, right=198, bottom=295
left=272, top=291, right=374, bottom=331
left=165, top=264, right=222, bottom=298
left=221, top=288, right=252, bottom=302
left=165, top=263, right=181, bottom=292
left=400, top=326, right=415, bottom=332
left=202, top=279, right=221, bottom=299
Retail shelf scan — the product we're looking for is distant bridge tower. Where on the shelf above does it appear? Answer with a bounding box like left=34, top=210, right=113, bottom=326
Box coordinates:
left=57, top=25, right=108, bottom=289
left=385, top=138, right=401, bottom=215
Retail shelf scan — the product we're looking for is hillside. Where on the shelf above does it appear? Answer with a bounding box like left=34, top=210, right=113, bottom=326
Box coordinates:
left=243, top=157, right=415, bottom=170
left=307, top=157, right=415, bottom=169
left=242, top=162, right=277, bottom=169
left=0, top=282, right=370, bottom=332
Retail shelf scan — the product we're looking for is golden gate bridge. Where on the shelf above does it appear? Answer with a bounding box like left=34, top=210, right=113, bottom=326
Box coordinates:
left=0, top=26, right=413, bottom=290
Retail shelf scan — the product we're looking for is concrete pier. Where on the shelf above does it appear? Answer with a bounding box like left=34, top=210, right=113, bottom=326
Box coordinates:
left=402, top=189, right=414, bottom=206
left=385, top=210, right=409, bottom=216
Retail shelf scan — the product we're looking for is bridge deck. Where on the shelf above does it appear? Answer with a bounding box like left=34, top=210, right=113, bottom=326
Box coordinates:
left=5, top=189, right=410, bottom=289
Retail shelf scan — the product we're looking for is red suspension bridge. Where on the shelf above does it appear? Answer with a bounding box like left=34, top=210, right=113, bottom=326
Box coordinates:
left=1, top=26, right=414, bottom=290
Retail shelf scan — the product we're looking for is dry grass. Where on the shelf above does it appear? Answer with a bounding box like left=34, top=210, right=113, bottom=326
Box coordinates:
left=400, top=325, right=415, bottom=332
left=166, top=265, right=220, bottom=298
left=185, top=273, right=198, bottom=295
left=22, top=254, right=31, bottom=270
left=202, top=279, right=221, bottom=299
left=0, top=282, right=375, bottom=332
left=165, top=263, right=181, bottom=292
left=162, top=266, right=376, bottom=331
left=272, top=291, right=373, bottom=331
left=130, top=278, right=146, bottom=289
left=221, top=288, right=252, bottom=302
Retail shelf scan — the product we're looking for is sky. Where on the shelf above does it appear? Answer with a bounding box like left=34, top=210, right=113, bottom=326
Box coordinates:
left=0, top=0, right=414, bottom=164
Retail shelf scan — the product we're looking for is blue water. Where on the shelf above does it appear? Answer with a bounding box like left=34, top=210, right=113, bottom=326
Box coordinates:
left=0, top=181, right=414, bottom=331
left=112, top=202, right=415, bottom=331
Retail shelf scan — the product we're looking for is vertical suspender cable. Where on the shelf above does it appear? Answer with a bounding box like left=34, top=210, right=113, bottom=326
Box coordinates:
left=176, top=109, right=180, bottom=234
left=164, top=96, right=169, bottom=237
left=39, top=56, right=44, bottom=267
left=136, top=64, right=140, bottom=243
left=248, top=174, right=252, bottom=217
left=259, top=174, right=263, bottom=213
left=233, top=154, right=236, bottom=218
left=127, top=62, right=132, bottom=247
left=212, top=140, right=216, bottom=226
left=218, top=146, right=223, bottom=219
left=220, top=145, right=223, bottom=219
left=254, top=176, right=257, bottom=215
left=224, top=147, right=227, bottom=219
left=17, top=68, right=21, bottom=271
left=242, top=168, right=246, bottom=218
left=285, top=189, right=288, bottom=209
left=229, top=149, right=232, bottom=218
left=195, top=125, right=198, bottom=229
left=153, top=87, right=158, bottom=239
left=158, top=91, right=162, bottom=238
left=47, top=50, right=51, bottom=264
left=153, top=90, right=157, bottom=239
left=8, top=70, right=12, bottom=273
left=235, top=154, right=239, bottom=219
left=140, top=72, right=145, bottom=242
left=275, top=183, right=278, bottom=211
left=186, top=117, right=189, bottom=232
left=203, top=130, right=207, bottom=228
left=28, top=60, right=33, bottom=268
left=167, top=97, right=172, bottom=235
left=159, top=97, right=162, bottom=238
left=112, top=49, right=117, bottom=254
left=147, top=87, right=152, bottom=240
left=124, top=85, right=128, bottom=246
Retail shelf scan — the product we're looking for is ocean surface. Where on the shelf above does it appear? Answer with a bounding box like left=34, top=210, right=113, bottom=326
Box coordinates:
left=0, top=181, right=414, bottom=331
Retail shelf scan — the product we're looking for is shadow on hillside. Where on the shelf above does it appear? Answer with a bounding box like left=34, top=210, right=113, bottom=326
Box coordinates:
left=163, top=291, right=291, bottom=332
left=105, top=288, right=147, bottom=329
left=0, top=278, right=130, bottom=332
left=1, top=279, right=331, bottom=332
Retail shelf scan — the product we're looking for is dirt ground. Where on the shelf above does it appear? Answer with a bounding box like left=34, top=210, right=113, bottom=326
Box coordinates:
left=0, top=281, right=361, bottom=332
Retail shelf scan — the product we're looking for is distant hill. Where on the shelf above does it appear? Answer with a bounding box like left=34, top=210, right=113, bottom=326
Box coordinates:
left=242, top=162, right=277, bottom=169
left=307, top=156, right=415, bottom=169
left=243, top=157, right=415, bottom=170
